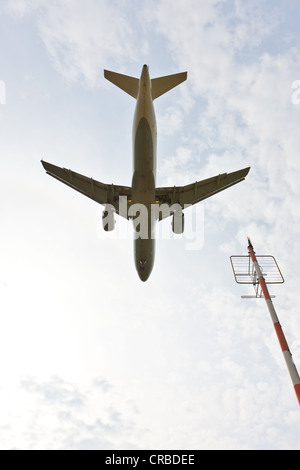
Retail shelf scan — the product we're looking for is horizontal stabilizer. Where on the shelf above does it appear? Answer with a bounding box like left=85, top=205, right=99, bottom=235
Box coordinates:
left=104, top=70, right=139, bottom=98
left=151, top=72, right=187, bottom=100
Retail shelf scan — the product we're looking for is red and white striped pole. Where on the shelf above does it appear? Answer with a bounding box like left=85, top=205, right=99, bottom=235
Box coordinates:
left=247, top=237, right=300, bottom=407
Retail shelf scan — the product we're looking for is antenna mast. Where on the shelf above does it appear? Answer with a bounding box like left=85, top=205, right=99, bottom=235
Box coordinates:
left=231, top=237, right=300, bottom=407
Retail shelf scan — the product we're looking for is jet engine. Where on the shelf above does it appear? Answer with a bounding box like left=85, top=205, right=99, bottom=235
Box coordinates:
left=102, top=206, right=115, bottom=231
left=171, top=211, right=184, bottom=234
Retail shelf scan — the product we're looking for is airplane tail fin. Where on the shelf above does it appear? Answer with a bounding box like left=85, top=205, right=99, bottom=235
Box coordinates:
left=151, top=72, right=187, bottom=100
left=104, top=70, right=139, bottom=98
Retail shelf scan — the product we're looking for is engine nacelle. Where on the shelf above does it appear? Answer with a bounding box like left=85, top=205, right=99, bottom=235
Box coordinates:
left=172, top=211, right=184, bottom=234
left=102, top=207, right=115, bottom=231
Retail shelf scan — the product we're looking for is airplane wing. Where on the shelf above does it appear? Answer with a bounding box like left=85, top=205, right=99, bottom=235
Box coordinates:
left=41, top=160, right=132, bottom=219
left=155, top=167, right=250, bottom=218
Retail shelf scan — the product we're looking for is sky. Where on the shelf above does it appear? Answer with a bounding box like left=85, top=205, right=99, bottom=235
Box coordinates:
left=0, top=0, right=300, bottom=450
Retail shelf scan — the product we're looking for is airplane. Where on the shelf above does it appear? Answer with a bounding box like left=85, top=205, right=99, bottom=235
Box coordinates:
left=41, top=64, right=250, bottom=282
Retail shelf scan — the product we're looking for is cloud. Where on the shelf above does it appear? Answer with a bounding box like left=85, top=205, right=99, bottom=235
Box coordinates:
left=4, top=0, right=145, bottom=86
left=0, top=375, right=141, bottom=450
left=2, top=0, right=300, bottom=450
left=146, top=0, right=300, bottom=253
left=20, top=375, right=85, bottom=407
left=3, top=0, right=45, bottom=17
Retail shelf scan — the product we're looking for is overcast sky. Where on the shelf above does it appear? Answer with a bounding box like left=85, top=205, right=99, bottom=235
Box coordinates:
left=1, top=0, right=300, bottom=450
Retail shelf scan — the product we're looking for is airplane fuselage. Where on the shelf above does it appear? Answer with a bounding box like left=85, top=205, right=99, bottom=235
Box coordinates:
left=41, top=65, right=250, bottom=282
left=132, top=65, right=156, bottom=281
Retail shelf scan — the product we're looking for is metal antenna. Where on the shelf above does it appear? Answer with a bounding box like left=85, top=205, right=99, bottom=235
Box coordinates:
left=231, top=237, right=300, bottom=407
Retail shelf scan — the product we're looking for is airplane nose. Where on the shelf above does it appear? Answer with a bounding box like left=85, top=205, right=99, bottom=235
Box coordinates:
left=138, top=259, right=150, bottom=281
left=134, top=240, right=154, bottom=282
left=138, top=268, right=150, bottom=282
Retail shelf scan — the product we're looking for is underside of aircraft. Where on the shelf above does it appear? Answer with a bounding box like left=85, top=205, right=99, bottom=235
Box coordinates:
left=42, top=65, right=250, bottom=281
